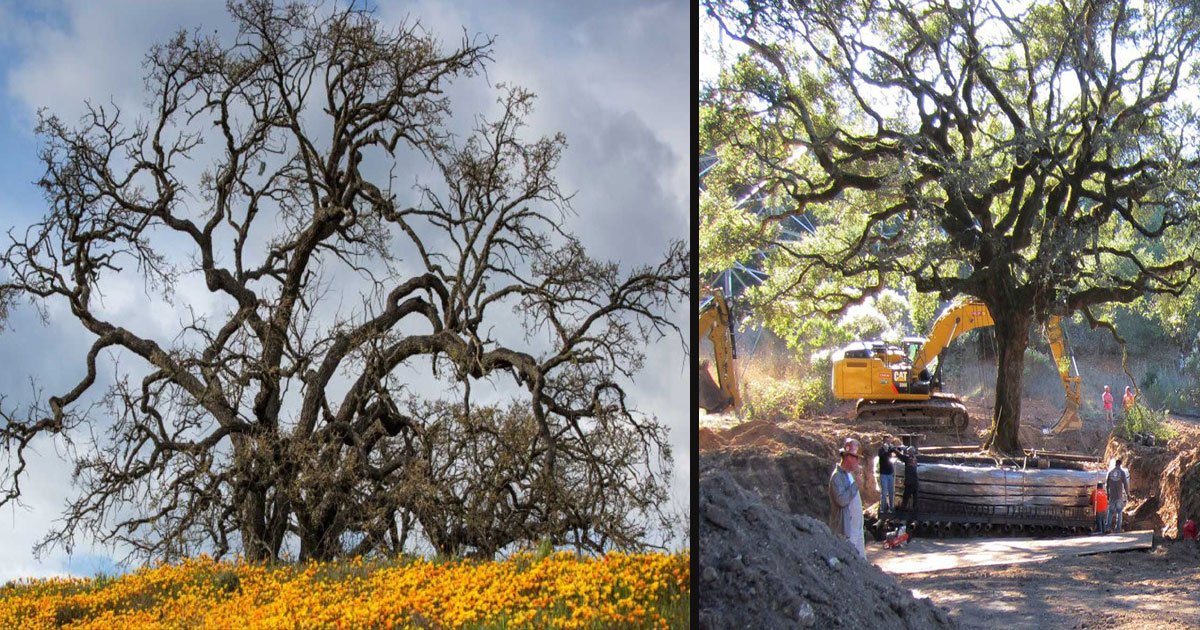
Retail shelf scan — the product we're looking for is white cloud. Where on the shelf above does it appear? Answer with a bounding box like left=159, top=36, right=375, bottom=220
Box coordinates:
left=0, top=434, right=82, bottom=583
left=5, top=1, right=222, bottom=125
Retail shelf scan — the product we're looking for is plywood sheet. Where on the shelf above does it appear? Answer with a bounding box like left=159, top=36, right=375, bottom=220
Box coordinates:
left=867, top=530, right=1154, bottom=575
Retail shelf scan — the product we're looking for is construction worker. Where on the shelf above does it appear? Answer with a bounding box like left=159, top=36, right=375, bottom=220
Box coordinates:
left=828, top=438, right=866, bottom=558
left=1091, top=482, right=1108, bottom=534
left=1106, top=459, right=1130, bottom=533
left=1102, top=385, right=1114, bottom=426
left=876, top=437, right=897, bottom=514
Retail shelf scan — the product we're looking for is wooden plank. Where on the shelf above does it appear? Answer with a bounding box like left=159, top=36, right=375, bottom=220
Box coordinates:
left=910, top=454, right=1099, bottom=471
left=896, top=463, right=1105, bottom=486
left=914, top=446, right=980, bottom=454
left=914, top=495, right=1092, bottom=506
left=916, top=481, right=1093, bottom=494
left=1028, top=451, right=1103, bottom=463
left=867, top=530, right=1154, bottom=574
left=891, top=447, right=1100, bottom=464
left=915, top=494, right=1090, bottom=507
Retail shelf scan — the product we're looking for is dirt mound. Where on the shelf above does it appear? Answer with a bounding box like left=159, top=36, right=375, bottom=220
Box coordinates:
left=700, top=441, right=839, bottom=520
left=697, top=427, right=725, bottom=451
left=718, top=418, right=846, bottom=455
left=1101, top=419, right=1200, bottom=536
left=1104, top=437, right=1174, bottom=531
left=698, top=470, right=956, bottom=629
left=699, top=417, right=893, bottom=521
left=1151, top=428, right=1200, bottom=538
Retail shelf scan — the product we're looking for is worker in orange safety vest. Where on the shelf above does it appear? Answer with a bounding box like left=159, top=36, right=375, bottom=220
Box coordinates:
left=1090, top=482, right=1108, bottom=534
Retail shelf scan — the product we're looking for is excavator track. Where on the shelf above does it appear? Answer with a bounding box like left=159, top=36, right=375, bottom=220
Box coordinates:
left=855, top=395, right=969, bottom=433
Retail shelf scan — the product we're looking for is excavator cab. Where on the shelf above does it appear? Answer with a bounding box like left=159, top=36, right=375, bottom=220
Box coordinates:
left=901, top=337, right=925, bottom=365
left=901, top=336, right=937, bottom=392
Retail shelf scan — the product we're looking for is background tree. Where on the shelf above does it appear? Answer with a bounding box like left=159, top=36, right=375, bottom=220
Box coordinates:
left=0, top=0, right=686, bottom=562
left=702, top=0, right=1200, bottom=453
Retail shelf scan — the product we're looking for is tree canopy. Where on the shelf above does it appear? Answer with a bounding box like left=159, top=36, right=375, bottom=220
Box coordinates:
left=0, top=0, right=687, bottom=562
left=702, top=0, right=1200, bottom=453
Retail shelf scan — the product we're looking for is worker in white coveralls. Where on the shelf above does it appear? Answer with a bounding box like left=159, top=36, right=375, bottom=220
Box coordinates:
left=828, top=437, right=866, bottom=558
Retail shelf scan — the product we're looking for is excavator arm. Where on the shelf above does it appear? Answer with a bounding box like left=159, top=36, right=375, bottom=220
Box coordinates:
left=698, top=289, right=741, bottom=413
left=911, top=301, right=995, bottom=375
left=1044, top=315, right=1083, bottom=434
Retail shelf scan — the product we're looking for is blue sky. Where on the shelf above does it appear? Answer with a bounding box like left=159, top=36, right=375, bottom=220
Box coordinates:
left=0, top=0, right=688, bottom=580
left=0, top=95, right=39, bottom=226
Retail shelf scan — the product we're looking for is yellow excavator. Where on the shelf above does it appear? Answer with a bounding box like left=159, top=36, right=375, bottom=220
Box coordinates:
left=698, top=288, right=741, bottom=413
left=831, top=300, right=1082, bottom=433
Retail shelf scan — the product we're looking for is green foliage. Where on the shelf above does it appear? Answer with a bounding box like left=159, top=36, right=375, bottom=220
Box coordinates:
left=699, top=188, right=776, bottom=275
left=1117, top=403, right=1178, bottom=442
left=736, top=334, right=834, bottom=422
left=1136, top=366, right=1195, bottom=417
left=907, top=290, right=940, bottom=336
left=1104, top=304, right=1182, bottom=351
left=54, top=601, right=88, bottom=626
left=838, top=293, right=913, bottom=344
left=533, top=537, right=555, bottom=561
left=742, top=374, right=831, bottom=423
left=211, top=570, right=241, bottom=594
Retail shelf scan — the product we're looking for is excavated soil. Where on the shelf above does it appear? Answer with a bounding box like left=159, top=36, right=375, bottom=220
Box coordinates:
left=698, top=470, right=955, bottom=629
left=700, top=397, right=1200, bottom=628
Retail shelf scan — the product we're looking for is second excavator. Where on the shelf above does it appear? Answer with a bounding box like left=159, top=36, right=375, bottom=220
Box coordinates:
left=831, top=300, right=1082, bottom=433
left=698, top=288, right=741, bottom=414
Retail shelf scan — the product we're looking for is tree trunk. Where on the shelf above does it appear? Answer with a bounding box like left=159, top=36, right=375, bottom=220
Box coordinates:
left=983, top=308, right=1030, bottom=455
left=240, top=485, right=272, bottom=562
left=233, top=437, right=278, bottom=562
left=298, top=505, right=343, bottom=562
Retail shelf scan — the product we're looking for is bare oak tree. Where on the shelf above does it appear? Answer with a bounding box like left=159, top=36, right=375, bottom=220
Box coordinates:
left=0, top=0, right=686, bottom=562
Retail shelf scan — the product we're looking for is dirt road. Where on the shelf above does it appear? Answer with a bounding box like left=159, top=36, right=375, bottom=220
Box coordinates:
left=891, top=540, right=1200, bottom=629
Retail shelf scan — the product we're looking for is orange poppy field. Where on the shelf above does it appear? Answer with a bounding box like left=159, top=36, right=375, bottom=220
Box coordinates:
left=0, top=551, right=690, bottom=628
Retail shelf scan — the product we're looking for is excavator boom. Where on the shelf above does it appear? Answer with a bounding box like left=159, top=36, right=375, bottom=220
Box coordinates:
left=911, top=301, right=994, bottom=375
left=1043, top=314, right=1083, bottom=434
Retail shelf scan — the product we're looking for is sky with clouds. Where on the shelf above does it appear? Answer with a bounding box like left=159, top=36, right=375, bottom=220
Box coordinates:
left=0, top=0, right=688, bottom=580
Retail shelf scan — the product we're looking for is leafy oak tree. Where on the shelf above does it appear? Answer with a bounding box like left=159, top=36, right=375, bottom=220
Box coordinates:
left=702, top=0, right=1200, bottom=453
left=0, top=0, right=686, bottom=562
